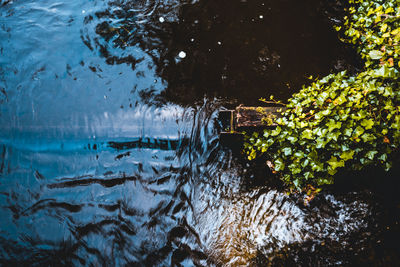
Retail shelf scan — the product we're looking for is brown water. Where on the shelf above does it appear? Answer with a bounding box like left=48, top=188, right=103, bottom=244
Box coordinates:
left=0, top=0, right=399, bottom=266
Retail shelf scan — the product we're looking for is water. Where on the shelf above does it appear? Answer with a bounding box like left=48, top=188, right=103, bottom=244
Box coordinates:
left=1, top=0, right=399, bottom=266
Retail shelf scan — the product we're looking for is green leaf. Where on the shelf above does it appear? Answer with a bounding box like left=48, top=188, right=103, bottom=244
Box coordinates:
left=361, top=119, right=374, bottom=130
left=384, top=162, right=392, bottom=171
left=326, top=119, right=342, bottom=132
left=316, top=138, right=327, bottom=148
left=374, top=66, right=388, bottom=77
left=301, top=129, right=313, bottom=140
left=287, top=136, right=298, bottom=143
left=300, top=121, right=308, bottom=128
left=313, top=127, right=328, bottom=138
left=301, top=158, right=310, bottom=168
left=282, top=147, right=292, bottom=156
left=366, top=150, right=378, bottom=160
left=327, top=156, right=345, bottom=169
left=248, top=149, right=257, bottom=160
left=270, top=126, right=282, bottom=136
left=316, top=92, right=329, bottom=106
left=380, top=24, right=388, bottom=33
left=344, top=127, right=353, bottom=136
left=378, top=153, right=387, bottom=161
left=294, top=151, right=305, bottom=159
left=361, top=133, right=376, bottom=142
left=274, top=158, right=285, bottom=171
left=368, top=50, right=383, bottom=60
left=311, top=161, right=324, bottom=172
left=354, top=126, right=365, bottom=137
left=327, top=131, right=341, bottom=142
left=373, top=66, right=396, bottom=78
left=340, top=150, right=355, bottom=161
left=328, top=168, right=338, bottom=175
left=304, top=171, right=312, bottom=179
left=293, top=179, right=301, bottom=190
left=334, top=95, right=347, bottom=105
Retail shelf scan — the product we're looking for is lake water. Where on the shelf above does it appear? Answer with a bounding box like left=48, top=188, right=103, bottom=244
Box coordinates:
left=0, top=0, right=399, bottom=265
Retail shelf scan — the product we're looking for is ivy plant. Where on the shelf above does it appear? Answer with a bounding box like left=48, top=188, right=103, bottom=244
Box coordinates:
left=244, top=0, right=400, bottom=191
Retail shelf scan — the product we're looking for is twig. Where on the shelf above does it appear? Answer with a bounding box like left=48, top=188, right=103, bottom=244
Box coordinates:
left=259, top=100, right=286, bottom=106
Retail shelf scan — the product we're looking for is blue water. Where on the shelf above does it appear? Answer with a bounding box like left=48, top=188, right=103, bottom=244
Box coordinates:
left=0, top=0, right=399, bottom=266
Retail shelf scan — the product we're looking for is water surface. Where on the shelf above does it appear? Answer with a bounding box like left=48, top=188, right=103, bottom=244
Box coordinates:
left=0, top=0, right=399, bottom=266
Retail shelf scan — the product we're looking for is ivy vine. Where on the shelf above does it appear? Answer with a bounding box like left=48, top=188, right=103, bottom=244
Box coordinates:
left=244, top=0, right=400, bottom=191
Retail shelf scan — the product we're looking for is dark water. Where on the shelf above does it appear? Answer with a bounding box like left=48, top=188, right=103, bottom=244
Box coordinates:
left=0, top=0, right=399, bottom=266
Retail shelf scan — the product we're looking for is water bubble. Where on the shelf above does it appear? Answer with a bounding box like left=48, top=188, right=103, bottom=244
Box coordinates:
left=217, top=41, right=222, bottom=45
left=159, top=17, right=165, bottom=23
left=82, top=10, right=86, bottom=14
left=259, top=15, right=264, bottom=19
left=190, top=38, right=195, bottom=42
left=178, top=51, right=186, bottom=58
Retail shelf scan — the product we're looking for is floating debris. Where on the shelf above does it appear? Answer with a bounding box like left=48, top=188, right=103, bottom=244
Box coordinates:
left=178, top=51, right=186, bottom=58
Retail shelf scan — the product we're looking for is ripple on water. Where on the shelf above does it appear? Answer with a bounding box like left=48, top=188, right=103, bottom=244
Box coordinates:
left=0, top=0, right=398, bottom=265
left=0, top=101, right=395, bottom=266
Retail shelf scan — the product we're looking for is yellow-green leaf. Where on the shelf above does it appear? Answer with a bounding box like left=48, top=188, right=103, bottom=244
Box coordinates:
left=340, top=150, right=355, bottom=161
left=361, top=119, right=374, bottom=130
left=327, top=156, right=345, bottom=169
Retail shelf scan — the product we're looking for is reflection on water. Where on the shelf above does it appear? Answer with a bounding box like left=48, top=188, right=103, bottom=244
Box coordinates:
left=0, top=0, right=399, bottom=266
left=0, top=102, right=389, bottom=266
left=88, top=0, right=361, bottom=105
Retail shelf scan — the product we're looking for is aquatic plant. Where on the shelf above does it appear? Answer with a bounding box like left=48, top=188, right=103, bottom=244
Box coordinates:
left=244, top=0, right=400, bottom=191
